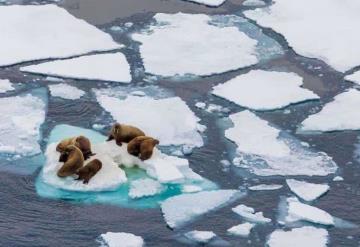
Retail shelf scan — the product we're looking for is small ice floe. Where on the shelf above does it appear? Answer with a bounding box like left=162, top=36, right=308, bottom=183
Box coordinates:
left=242, top=0, right=266, bottom=7
left=227, top=222, right=255, bottom=237
left=244, top=0, right=360, bottom=72
left=98, top=232, right=144, bottom=247
left=232, top=204, right=271, bottom=224
left=161, top=190, right=242, bottom=228
left=184, top=231, right=216, bottom=244
left=225, top=111, right=337, bottom=176
left=286, top=179, right=329, bottom=202
left=129, top=178, right=164, bottom=199
left=21, top=53, right=131, bottom=83
left=299, top=89, right=360, bottom=132
left=345, top=71, right=360, bottom=85
left=195, top=102, right=206, bottom=109
left=0, top=79, right=14, bottom=93
left=181, top=185, right=202, bottom=193
left=333, top=176, right=344, bottom=182
left=248, top=184, right=283, bottom=191
left=0, top=5, right=121, bottom=67
left=183, top=0, right=226, bottom=7
left=48, top=83, right=85, bottom=100
left=95, top=93, right=203, bottom=147
left=281, top=197, right=334, bottom=226
left=267, top=226, right=328, bottom=247
left=132, top=13, right=258, bottom=77
left=212, top=70, right=319, bottom=111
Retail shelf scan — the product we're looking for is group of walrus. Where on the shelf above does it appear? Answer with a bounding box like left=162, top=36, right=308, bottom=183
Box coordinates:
left=55, top=123, right=160, bottom=184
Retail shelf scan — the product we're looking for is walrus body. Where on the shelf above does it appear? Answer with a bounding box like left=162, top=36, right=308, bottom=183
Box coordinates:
left=57, top=136, right=94, bottom=160
left=127, top=136, right=159, bottom=160
left=57, top=145, right=84, bottom=178
left=76, top=159, right=102, bottom=184
left=107, top=123, right=145, bottom=146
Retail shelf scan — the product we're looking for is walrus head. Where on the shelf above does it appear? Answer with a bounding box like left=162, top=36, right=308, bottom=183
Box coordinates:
left=107, top=123, right=122, bottom=141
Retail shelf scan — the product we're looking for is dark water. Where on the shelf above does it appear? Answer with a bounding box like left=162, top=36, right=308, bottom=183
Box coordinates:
left=0, top=0, right=360, bottom=246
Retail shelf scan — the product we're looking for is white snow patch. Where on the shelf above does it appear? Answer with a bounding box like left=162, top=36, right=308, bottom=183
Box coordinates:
left=232, top=204, right=271, bottom=224
left=242, top=0, right=265, bottom=7
left=0, top=5, right=121, bottom=67
left=227, top=222, right=255, bottom=237
left=212, top=70, right=319, bottom=110
left=0, top=79, right=14, bottom=93
left=184, top=231, right=216, bottom=243
left=48, top=83, right=85, bottom=100
left=21, top=53, right=131, bottom=83
left=161, top=190, right=240, bottom=228
left=129, top=178, right=164, bottom=199
left=345, top=71, right=360, bottom=85
left=286, top=179, right=329, bottom=202
left=267, top=226, right=328, bottom=247
left=226, top=110, right=337, bottom=176
left=300, top=89, right=360, bottom=132
left=244, top=0, right=360, bottom=72
left=132, top=13, right=258, bottom=77
left=248, top=184, right=283, bottom=191
left=98, top=232, right=144, bottom=247
left=184, top=0, right=226, bottom=7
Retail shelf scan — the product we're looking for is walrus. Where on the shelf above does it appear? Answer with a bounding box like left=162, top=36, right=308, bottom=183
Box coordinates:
left=57, top=145, right=84, bottom=178
left=106, top=123, right=145, bottom=146
left=76, top=159, right=102, bottom=184
left=57, top=136, right=95, bottom=161
left=127, top=136, right=159, bottom=161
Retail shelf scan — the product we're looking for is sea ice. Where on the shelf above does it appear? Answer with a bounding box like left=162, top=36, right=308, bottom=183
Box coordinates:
left=0, top=5, right=121, bottom=67
left=244, top=0, right=360, bottom=72
left=227, top=222, right=255, bottom=237
left=184, top=231, right=216, bottom=243
left=226, top=111, right=337, bottom=176
left=267, top=226, right=328, bottom=247
left=242, top=0, right=265, bottom=7
left=161, top=190, right=241, bottom=228
left=212, top=70, right=319, bottom=111
left=345, top=71, right=360, bottom=85
left=48, top=84, right=85, bottom=100
left=0, top=92, right=46, bottom=157
left=129, top=178, right=163, bottom=199
left=98, top=232, right=144, bottom=247
left=95, top=93, right=203, bottom=147
left=232, top=204, right=271, bottom=223
left=132, top=13, right=258, bottom=77
left=0, top=79, right=14, bottom=93
left=299, top=89, right=360, bottom=132
left=286, top=179, right=329, bottom=201
left=333, top=176, right=344, bottom=182
left=183, top=0, right=226, bottom=7
left=21, top=53, right=131, bottom=83
left=181, top=185, right=202, bottom=193
left=248, top=184, right=283, bottom=191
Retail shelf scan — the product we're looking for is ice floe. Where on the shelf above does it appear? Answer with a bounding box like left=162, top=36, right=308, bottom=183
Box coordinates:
left=95, top=92, right=203, bottom=147
left=286, top=179, right=329, bottom=202
left=267, top=226, right=328, bottom=247
left=232, top=204, right=271, bottom=223
left=132, top=13, right=258, bottom=77
left=21, top=53, right=131, bottom=83
left=299, top=89, right=360, bottom=132
left=0, top=5, right=121, bottom=67
left=184, top=231, right=216, bottom=243
left=244, top=0, right=360, bottom=72
left=248, top=184, right=283, bottom=191
left=242, top=0, right=265, bottom=7
left=129, top=178, right=164, bottom=199
left=98, top=232, right=144, bottom=247
left=346, top=71, right=360, bottom=85
left=212, top=70, right=319, bottom=111
left=333, top=176, right=344, bottom=182
left=48, top=84, right=85, bottom=100
left=183, top=0, right=226, bottom=7
left=0, top=79, right=14, bottom=93
left=225, top=110, right=337, bottom=176
left=161, top=190, right=241, bottom=228
left=227, top=222, right=255, bottom=237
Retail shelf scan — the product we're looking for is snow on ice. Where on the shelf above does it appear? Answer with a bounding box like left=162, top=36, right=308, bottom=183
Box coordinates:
left=0, top=79, right=15, bottom=93
left=129, top=178, right=164, bottom=199
left=48, top=84, right=85, bottom=100
left=286, top=179, right=329, bottom=202
left=345, top=71, right=360, bottom=85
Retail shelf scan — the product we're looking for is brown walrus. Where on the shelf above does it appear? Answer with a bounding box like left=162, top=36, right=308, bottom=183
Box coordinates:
left=127, top=136, right=159, bottom=161
left=76, top=159, right=102, bottom=184
left=106, top=123, right=145, bottom=146
left=56, top=136, right=95, bottom=161
left=57, top=145, right=84, bottom=178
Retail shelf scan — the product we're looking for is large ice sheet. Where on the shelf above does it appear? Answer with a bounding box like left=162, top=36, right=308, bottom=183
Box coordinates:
left=212, top=70, right=319, bottom=111
left=286, top=179, right=329, bottom=202
left=161, top=190, right=241, bottom=228
left=244, top=0, right=360, bottom=72
left=267, top=226, right=328, bottom=247
left=48, top=84, right=85, bottom=100
left=299, top=89, right=360, bottom=132
left=21, top=53, right=131, bottom=83
left=345, top=71, right=360, bottom=85
left=226, top=111, right=337, bottom=176
left=98, top=232, right=144, bottom=247
left=183, top=0, right=226, bottom=7
left=96, top=93, right=203, bottom=147
left=132, top=13, right=258, bottom=77
left=0, top=79, right=14, bottom=93
left=0, top=5, right=121, bottom=67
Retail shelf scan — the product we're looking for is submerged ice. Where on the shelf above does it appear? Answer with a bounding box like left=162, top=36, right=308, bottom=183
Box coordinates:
left=225, top=111, right=337, bottom=176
